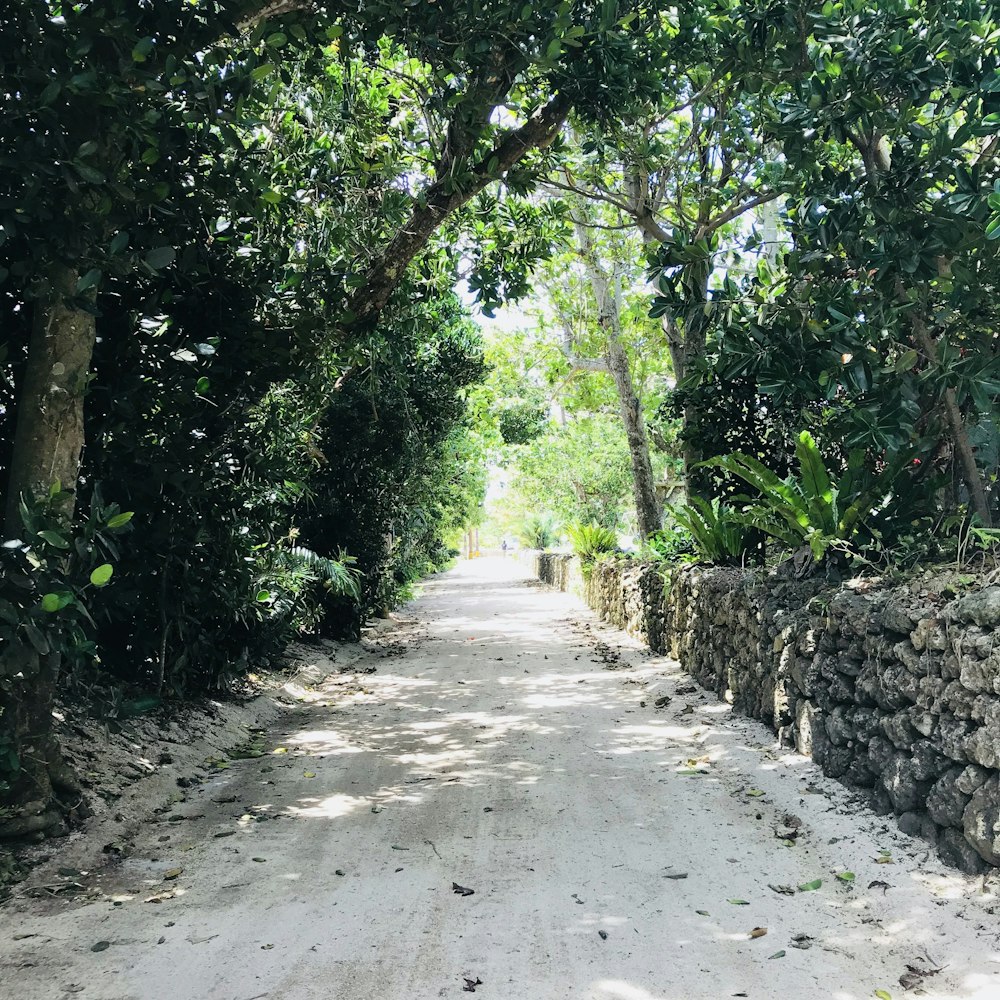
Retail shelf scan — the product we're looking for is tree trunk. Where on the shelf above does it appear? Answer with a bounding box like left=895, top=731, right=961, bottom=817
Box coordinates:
left=910, top=313, right=992, bottom=525
left=0, top=264, right=95, bottom=837
left=4, top=263, right=97, bottom=531
left=572, top=209, right=662, bottom=538
left=605, top=333, right=662, bottom=538
left=0, top=646, right=84, bottom=839
left=677, top=257, right=712, bottom=501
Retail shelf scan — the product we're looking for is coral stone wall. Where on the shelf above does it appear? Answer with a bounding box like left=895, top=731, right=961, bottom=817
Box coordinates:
left=526, top=551, right=1000, bottom=873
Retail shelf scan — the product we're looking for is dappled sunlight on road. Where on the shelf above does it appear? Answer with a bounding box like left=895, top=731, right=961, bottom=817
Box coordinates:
left=7, top=559, right=1000, bottom=1000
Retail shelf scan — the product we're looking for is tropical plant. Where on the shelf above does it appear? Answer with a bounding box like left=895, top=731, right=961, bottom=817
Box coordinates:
left=520, top=514, right=560, bottom=551
left=566, top=522, right=619, bottom=563
left=704, top=431, right=906, bottom=563
left=667, top=497, right=749, bottom=565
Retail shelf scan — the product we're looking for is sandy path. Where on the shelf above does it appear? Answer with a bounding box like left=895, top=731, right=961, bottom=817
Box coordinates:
left=3, top=557, right=1000, bottom=1000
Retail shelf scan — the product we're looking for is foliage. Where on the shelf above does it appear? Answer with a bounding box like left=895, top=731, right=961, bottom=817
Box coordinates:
left=566, top=522, right=618, bottom=563
left=505, top=415, right=636, bottom=530
left=519, top=514, right=561, bottom=550
left=643, top=525, right=694, bottom=564
left=705, top=432, right=907, bottom=563
left=667, top=498, right=750, bottom=566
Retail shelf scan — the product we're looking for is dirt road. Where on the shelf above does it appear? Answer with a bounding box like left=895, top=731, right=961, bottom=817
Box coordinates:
left=3, top=558, right=1000, bottom=1000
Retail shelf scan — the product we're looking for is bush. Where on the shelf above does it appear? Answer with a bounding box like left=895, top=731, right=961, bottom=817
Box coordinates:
left=666, top=497, right=749, bottom=565
left=520, top=514, right=560, bottom=550
left=704, top=431, right=906, bottom=563
left=566, top=523, right=619, bottom=564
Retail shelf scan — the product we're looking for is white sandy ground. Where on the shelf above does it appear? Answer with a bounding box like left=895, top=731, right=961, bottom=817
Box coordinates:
left=3, top=558, right=1000, bottom=1000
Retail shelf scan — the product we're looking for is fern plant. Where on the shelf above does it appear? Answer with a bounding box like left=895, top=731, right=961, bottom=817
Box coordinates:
left=667, top=497, right=749, bottom=564
left=566, top=523, right=618, bottom=563
left=520, top=513, right=559, bottom=550
left=704, top=431, right=904, bottom=562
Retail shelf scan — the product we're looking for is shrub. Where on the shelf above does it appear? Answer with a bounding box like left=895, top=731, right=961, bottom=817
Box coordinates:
left=666, top=497, right=749, bottom=565
left=566, top=523, right=619, bottom=563
left=704, top=430, right=906, bottom=562
left=520, top=514, right=560, bottom=550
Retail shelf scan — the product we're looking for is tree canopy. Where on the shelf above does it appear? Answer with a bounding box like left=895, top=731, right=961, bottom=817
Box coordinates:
left=5, top=0, right=1000, bottom=844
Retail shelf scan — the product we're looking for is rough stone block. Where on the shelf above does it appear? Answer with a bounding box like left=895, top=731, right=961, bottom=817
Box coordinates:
left=964, top=776, right=1000, bottom=865
left=927, top=767, right=971, bottom=828
left=949, top=588, right=1000, bottom=627
left=898, top=809, right=939, bottom=846
left=938, top=827, right=990, bottom=874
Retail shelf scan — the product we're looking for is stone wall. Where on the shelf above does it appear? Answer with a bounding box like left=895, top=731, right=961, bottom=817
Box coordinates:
left=528, top=551, right=1000, bottom=874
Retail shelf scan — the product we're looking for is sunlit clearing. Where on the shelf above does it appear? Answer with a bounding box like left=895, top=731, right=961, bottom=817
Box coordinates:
left=286, top=793, right=365, bottom=820
left=588, top=980, right=666, bottom=1000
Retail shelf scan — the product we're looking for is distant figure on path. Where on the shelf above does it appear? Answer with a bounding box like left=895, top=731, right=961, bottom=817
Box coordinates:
left=501, top=539, right=508, bottom=557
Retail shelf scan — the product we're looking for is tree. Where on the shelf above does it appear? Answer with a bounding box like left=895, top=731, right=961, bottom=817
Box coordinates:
left=0, top=0, right=671, bottom=834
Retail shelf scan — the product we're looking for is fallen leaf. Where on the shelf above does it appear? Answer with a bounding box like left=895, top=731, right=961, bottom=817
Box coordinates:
left=663, top=872, right=688, bottom=880
left=747, top=788, right=765, bottom=797
left=874, top=991, right=892, bottom=1000
left=162, top=868, right=183, bottom=880
left=728, top=899, right=750, bottom=906
left=768, top=883, right=796, bottom=896
left=749, top=927, right=768, bottom=939
left=769, top=950, right=786, bottom=960
left=463, top=977, right=483, bottom=992
left=214, top=830, right=236, bottom=838
left=452, top=882, right=475, bottom=897
left=836, top=872, right=855, bottom=883
left=252, top=857, right=267, bottom=863
left=91, top=941, right=111, bottom=953
left=868, top=879, right=890, bottom=893
left=798, top=879, right=822, bottom=892
left=695, top=910, right=710, bottom=916
left=303, top=771, right=316, bottom=779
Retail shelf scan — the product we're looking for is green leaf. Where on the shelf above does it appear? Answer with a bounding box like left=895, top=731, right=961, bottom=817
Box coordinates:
left=77, top=268, right=102, bottom=293
left=260, top=189, right=282, bottom=205
left=256, top=590, right=271, bottom=602
left=38, top=530, right=70, bottom=549
left=196, top=376, right=211, bottom=394
left=41, top=593, right=66, bottom=613
left=23, top=623, right=50, bottom=655
left=132, top=36, right=155, bottom=62
left=108, top=231, right=130, bottom=255
left=106, top=512, right=134, bottom=529
left=798, top=879, right=822, bottom=892
left=144, top=246, right=176, bottom=269
left=835, top=871, right=855, bottom=882
left=874, top=991, right=892, bottom=1000
left=90, top=564, right=114, bottom=587
left=727, top=898, right=749, bottom=905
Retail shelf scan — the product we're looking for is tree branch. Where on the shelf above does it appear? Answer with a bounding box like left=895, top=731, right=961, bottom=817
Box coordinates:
left=697, top=191, right=779, bottom=239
